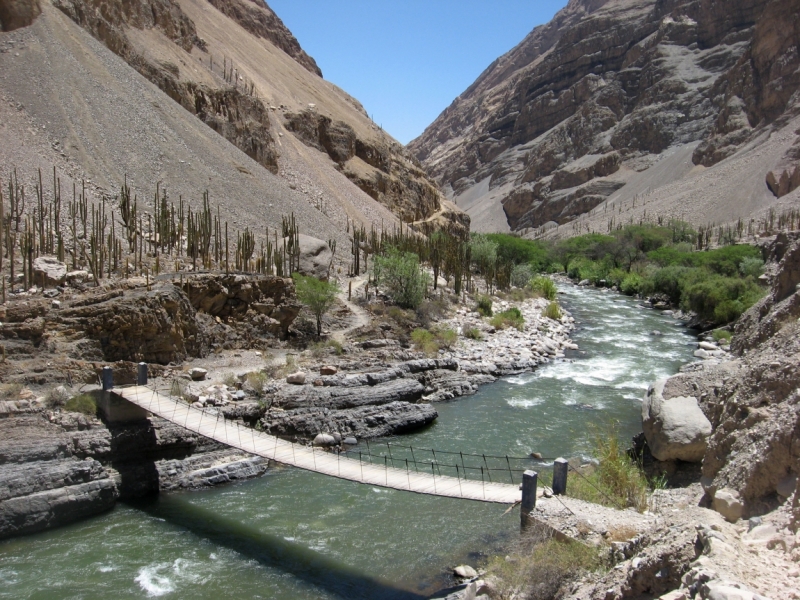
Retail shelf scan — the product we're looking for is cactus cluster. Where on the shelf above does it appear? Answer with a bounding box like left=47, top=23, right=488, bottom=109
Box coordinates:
left=0, top=167, right=314, bottom=295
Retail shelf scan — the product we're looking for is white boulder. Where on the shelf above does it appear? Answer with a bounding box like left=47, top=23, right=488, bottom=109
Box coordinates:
left=33, top=256, right=67, bottom=286
left=286, top=372, right=306, bottom=385
left=283, top=234, right=333, bottom=280
left=642, top=378, right=712, bottom=462
left=712, top=488, right=744, bottom=523
left=189, top=367, right=208, bottom=381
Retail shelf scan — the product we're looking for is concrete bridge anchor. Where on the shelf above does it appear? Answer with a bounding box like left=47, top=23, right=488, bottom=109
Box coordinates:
left=521, top=469, right=538, bottom=530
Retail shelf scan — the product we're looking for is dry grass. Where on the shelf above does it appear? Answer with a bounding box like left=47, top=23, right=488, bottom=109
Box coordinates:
left=564, top=424, right=650, bottom=512
left=486, top=524, right=605, bottom=600
left=0, top=383, right=23, bottom=400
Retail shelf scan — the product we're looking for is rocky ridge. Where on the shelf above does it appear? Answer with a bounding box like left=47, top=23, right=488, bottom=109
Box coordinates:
left=410, top=0, right=800, bottom=233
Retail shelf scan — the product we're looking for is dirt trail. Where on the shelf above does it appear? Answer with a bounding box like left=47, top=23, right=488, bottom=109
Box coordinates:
left=331, top=275, right=370, bottom=343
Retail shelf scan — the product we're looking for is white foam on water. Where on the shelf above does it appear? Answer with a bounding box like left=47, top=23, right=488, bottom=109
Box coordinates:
left=506, top=397, right=543, bottom=409
left=97, top=565, right=116, bottom=573
left=209, top=553, right=218, bottom=561
left=506, top=374, right=536, bottom=385
left=135, top=564, right=175, bottom=597
left=0, top=568, right=19, bottom=585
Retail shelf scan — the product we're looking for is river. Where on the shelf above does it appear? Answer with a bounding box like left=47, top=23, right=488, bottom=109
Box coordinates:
left=0, top=284, right=697, bottom=599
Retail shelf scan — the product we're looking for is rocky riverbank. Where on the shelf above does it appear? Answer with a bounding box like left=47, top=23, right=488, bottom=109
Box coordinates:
left=430, top=234, right=800, bottom=600
left=0, top=275, right=578, bottom=540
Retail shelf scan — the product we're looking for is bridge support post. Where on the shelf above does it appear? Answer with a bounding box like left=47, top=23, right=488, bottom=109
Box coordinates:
left=137, top=362, right=148, bottom=386
left=553, top=457, right=568, bottom=495
left=521, top=470, right=538, bottom=531
left=101, top=366, right=113, bottom=391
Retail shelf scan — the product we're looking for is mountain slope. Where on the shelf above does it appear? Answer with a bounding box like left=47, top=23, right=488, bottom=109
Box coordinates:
left=410, top=0, right=800, bottom=234
left=0, top=0, right=466, bottom=249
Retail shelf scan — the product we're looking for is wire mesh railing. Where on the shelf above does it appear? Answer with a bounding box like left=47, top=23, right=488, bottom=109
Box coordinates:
left=338, top=440, right=559, bottom=486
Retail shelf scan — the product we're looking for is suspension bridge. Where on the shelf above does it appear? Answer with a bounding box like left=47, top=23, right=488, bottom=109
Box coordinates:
left=100, top=366, right=653, bottom=540
left=113, top=383, right=526, bottom=504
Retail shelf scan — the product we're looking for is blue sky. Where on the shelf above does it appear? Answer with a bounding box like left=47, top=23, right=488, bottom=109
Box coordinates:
left=268, top=1, right=568, bottom=145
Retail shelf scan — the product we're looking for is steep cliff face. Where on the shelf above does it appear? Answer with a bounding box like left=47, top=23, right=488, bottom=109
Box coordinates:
left=410, top=0, right=800, bottom=232
left=204, top=0, right=321, bottom=76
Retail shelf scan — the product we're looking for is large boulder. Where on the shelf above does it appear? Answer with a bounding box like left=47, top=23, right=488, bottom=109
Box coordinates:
left=33, top=256, right=67, bottom=287
left=284, top=234, right=332, bottom=280
left=642, top=378, right=712, bottom=462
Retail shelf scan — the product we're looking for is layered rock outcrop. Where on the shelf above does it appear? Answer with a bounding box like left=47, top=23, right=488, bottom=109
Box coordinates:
left=410, top=0, right=800, bottom=232
left=0, top=402, right=268, bottom=539
left=52, top=0, right=280, bottom=172
left=0, top=274, right=299, bottom=378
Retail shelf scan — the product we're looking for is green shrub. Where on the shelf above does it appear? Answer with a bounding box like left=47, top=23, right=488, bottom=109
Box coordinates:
left=373, top=248, right=429, bottom=310
left=64, top=394, right=97, bottom=416
left=490, top=307, right=525, bottom=331
left=739, top=256, right=764, bottom=278
left=712, top=329, right=733, bottom=342
left=410, top=328, right=439, bottom=355
left=469, top=234, right=499, bottom=269
left=292, top=273, right=341, bottom=336
left=433, top=326, right=457, bottom=349
left=475, top=295, right=493, bottom=317
left=246, top=371, right=269, bottom=396
left=542, top=302, right=562, bottom=320
left=566, top=423, right=649, bottom=512
left=485, top=233, right=551, bottom=271
left=387, top=306, right=414, bottom=327
left=620, top=273, right=644, bottom=295
left=529, top=276, right=557, bottom=300
left=464, top=327, right=483, bottom=340
left=606, top=267, right=628, bottom=288
left=681, top=274, right=764, bottom=324
left=646, top=265, right=691, bottom=304
left=510, top=263, right=535, bottom=288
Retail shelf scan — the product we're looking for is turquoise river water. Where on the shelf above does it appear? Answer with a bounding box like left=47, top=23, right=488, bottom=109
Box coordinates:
left=0, top=284, right=698, bottom=599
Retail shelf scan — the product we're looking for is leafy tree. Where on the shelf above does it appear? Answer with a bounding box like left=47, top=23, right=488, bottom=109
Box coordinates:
left=292, top=273, right=340, bottom=336
left=373, top=248, right=429, bottom=309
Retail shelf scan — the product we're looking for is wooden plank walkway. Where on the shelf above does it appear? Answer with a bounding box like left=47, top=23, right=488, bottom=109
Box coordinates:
left=116, top=386, right=522, bottom=504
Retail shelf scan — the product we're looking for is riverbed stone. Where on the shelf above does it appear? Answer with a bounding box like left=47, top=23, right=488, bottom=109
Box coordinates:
left=189, top=367, right=208, bottom=381
left=642, top=379, right=712, bottom=462
left=286, top=372, right=306, bottom=385
left=454, top=565, right=478, bottom=579
left=312, top=433, right=336, bottom=446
